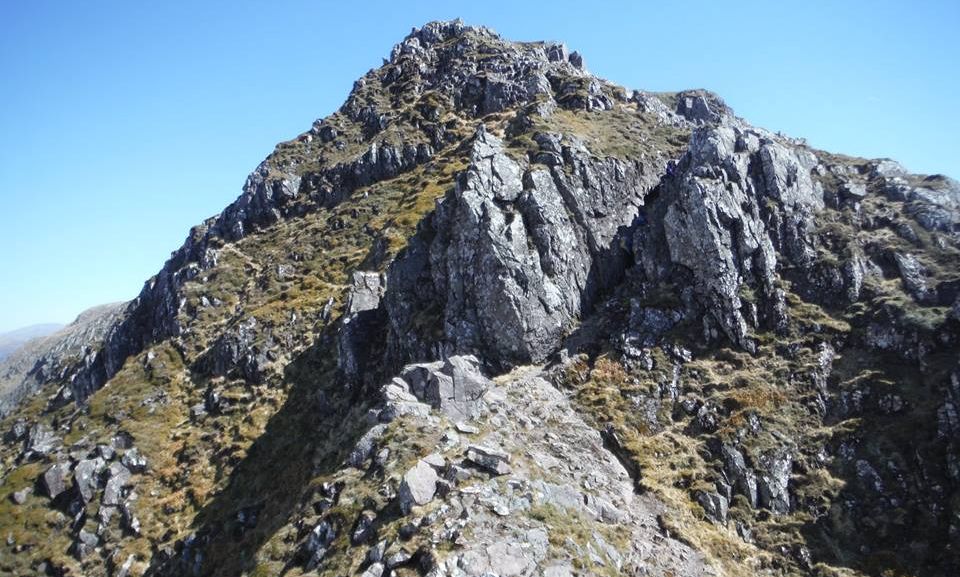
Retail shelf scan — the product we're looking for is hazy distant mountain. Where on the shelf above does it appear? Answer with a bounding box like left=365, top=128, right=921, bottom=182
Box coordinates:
left=0, top=323, right=64, bottom=361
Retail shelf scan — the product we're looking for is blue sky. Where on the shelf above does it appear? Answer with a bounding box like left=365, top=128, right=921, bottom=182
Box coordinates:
left=1, top=0, right=957, bottom=332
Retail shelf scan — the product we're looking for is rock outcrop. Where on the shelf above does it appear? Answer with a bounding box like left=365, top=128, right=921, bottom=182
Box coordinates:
left=386, top=125, right=655, bottom=369
left=633, top=123, right=824, bottom=350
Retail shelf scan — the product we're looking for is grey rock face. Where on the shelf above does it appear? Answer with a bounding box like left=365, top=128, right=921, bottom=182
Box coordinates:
left=18, top=19, right=645, bottom=411
left=402, top=365, right=712, bottom=576
left=121, top=498, right=141, bottom=535
left=346, top=272, right=385, bottom=315
left=386, top=126, right=655, bottom=369
left=398, top=460, right=439, bottom=513
left=351, top=510, right=377, bottom=545
left=879, top=174, right=960, bottom=237
left=939, top=370, right=960, bottom=440
left=58, top=77, right=438, bottom=403
left=74, top=529, right=99, bottom=560
left=0, top=303, right=126, bottom=417
left=203, top=316, right=268, bottom=384
left=4, top=20, right=954, bottom=577
left=376, top=379, right=432, bottom=423
left=5, top=419, right=28, bottom=442
left=840, top=181, right=868, bottom=201
left=634, top=123, right=822, bottom=349
left=389, top=19, right=589, bottom=118
left=627, top=302, right=683, bottom=348
left=103, top=462, right=132, bottom=506
left=675, top=90, right=729, bottom=124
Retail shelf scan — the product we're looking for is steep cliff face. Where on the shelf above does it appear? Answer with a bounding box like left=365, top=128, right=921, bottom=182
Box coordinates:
left=1, top=19, right=959, bottom=577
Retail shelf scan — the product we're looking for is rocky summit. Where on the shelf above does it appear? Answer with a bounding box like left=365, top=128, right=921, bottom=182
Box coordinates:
left=2, top=19, right=959, bottom=577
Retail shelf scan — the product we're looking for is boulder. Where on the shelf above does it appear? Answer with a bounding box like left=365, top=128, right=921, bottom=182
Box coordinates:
left=367, top=539, right=387, bottom=564
left=115, top=555, right=135, bottom=577
left=111, top=432, right=134, bottom=450
left=398, top=460, right=438, bottom=514
left=465, top=444, right=512, bottom=476
left=96, top=444, right=115, bottom=460
left=23, top=423, right=60, bottom=459
left=377, top=380, right=432, bottom=422
left=74, top=457, right=107, bottom=503
left=839, top=181, right=868, bottom=201
left=121, top=498, right=141, bottom=535
left=10, top=487, right=32, bottom=505
left=545, top=43, right=567, bottom=63
left=893, top=252, right=932, bottom=303
left=346, top=271, right=385, bottom=315
left=42, top=462, right=72, bottom=499
left=348, top=424, right=388, bottom=467
left=73, top=529, right=99, bottom=560
left=384, top=548, right=413, bottom=569
left=121, top=448, right=148, bottom=473
left=400, top=355, right=490, bottom=421
left=676, top=92, right=717, bottom=123
left=351, top=510, right=377, bottom=545
left=304, top=520, right=336, bottom=571
left=5, top=420, right=28, bottom=443
left=103, top=462, right=132, bottom=506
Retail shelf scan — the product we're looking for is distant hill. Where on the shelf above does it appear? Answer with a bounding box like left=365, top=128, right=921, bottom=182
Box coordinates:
left=0, top=323, right=64, bottom=361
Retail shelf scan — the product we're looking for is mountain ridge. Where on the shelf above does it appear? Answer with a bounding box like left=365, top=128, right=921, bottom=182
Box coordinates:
left=0, top=19, right=958, bottom=577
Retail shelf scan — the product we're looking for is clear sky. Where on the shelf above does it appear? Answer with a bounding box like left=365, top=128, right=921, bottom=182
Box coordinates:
left=1, top=0, right=957, bottom=332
